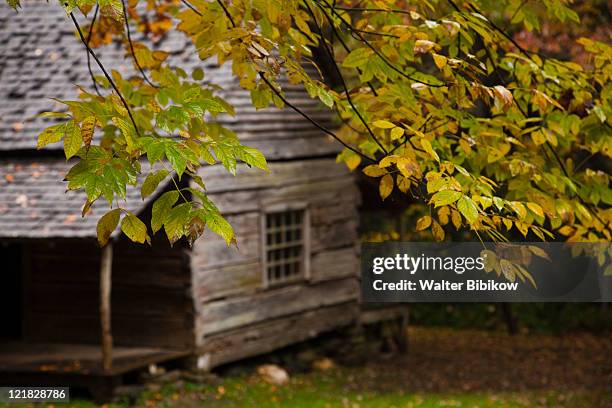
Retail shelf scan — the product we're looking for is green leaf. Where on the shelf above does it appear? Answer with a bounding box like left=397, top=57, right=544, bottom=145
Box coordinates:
left=37, top=122, right=69, bottom=149
left=96, top=208, right=121, bottom=247
left=317, top=87, right=334, bottom=108
left=121, top=214, right=150, bottom=244
left=203, top=211, right=234, bottom=245
left=431, top=190, right=462, bottom=207
left=112, top=116, right=137, bottom=149
left=141, top=170, right=169, bottom=199
left=373, top=120, right=395, bottom=129
left=152, top=190, right=179, bottom=233
left=343, top=47, right=374, bottom=68
left=165, top=145, right=188, bottom=178
left=236, top=146, right=268, bottom=171
left=457, top=196, right=479, bottom=224
left=164, top=202, right=192, bottom=244
left=7, top=0, right=20, bottom=9
left=63, top=121, right=82, bottom=159
left=192, top=67, right=204, bottom=81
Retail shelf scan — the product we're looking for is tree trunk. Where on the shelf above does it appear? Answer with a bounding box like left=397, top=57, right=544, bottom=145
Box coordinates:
left=501, top=303, right=518, bottom=335
left=100, top=243, right=113, bottom=372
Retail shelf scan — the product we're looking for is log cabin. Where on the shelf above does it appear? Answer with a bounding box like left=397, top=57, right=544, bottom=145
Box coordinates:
left=0, top=0, right=405, bottom=395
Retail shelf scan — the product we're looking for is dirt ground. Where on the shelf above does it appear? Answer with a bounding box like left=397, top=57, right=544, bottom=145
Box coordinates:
left=371, top=326, right=612, bottom=394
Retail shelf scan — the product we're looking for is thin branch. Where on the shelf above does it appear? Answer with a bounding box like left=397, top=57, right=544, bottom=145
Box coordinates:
left=461, top=1, right=532, bottom=59
left=318, top=5, right=413, bottom=15
left=307, top=1, right=379, bottom=96
left=70, top=12, right=141, bottom=137
left=85, top=3, right=101, bottom=96
left=260, top=72, right=375, bottom=162
left=304, top=1, right=388, bottom=154
left=181, top=0, right=202, bottom=16
left=215, top=0, right=236, bottom=26
left=315, top=0, right=445, bottom=88
left=212, top=0, right=374, bottom=162
left=505, top=0, right=528, bottom=30
left=387, top=115, right=434, bottom=155
left=121, top=0, right=158, bottom=88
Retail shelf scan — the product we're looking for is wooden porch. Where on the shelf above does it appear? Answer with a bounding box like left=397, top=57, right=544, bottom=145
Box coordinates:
left=0, top=341, right=188, bottom=376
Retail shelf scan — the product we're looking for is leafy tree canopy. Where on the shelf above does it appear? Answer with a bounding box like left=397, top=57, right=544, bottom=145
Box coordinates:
left=5, top=0, right=612, bottom=249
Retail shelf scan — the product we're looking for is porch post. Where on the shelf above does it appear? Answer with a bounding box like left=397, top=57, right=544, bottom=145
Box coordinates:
left=100, top=243, right=113, bottom=372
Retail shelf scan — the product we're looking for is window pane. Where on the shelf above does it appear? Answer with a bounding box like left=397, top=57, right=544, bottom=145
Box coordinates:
left=265, top=209, right=306, bottom=285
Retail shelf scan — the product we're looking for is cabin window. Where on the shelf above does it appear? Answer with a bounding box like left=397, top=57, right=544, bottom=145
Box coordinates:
left=263, top=207, right=309, bottom=286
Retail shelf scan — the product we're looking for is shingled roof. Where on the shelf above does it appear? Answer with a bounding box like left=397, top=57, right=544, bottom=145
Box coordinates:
left=0, top=1, right=338, bottom=239
left=0, top=158, right=159, bottom=238
left=0, top=1, right=336, bottom=152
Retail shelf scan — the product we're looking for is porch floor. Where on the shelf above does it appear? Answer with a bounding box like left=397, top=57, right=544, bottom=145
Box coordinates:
left=0, top=341, right=189, bottom=376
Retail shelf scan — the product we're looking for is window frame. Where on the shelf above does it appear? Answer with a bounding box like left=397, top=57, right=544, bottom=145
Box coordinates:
left=261, top=203, right=310, bottom=288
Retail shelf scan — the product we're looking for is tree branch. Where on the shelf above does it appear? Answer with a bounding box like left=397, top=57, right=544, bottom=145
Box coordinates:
left=259, top=72, right=375, bottom=162
left=215, top=0, right=376, bottom=163
left=181, top=0, right=202, bottom=16
left=85, top=3, right=101, bottom=96
left=304, top=1, right=388, bottom=154
left=315, top=0, right=446, bottom=88
left=121, top=0, right=158, bottom=88
left=70, top=12, right=141, bottom=137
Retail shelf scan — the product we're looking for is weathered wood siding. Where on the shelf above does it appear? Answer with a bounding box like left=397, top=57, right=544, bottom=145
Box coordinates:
left=191, top=159, right=361, bottom=362
left=22, top=238, right=193, bottom=350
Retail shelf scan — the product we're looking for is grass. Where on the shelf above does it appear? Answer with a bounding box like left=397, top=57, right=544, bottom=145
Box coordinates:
left=3, top=368, right=605, bottom=408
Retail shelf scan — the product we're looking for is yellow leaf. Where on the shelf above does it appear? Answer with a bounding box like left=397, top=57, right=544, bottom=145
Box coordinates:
left=451, top=209, right=462, bottom=229
left=345, top=154, right=361, bottom=171
left=390, top=127, right=404, bottom=140
left=379, top=155, right=398, bottom=168
left=526, top=202, right=544, bottom=218
left=503, top=218, right=513, bottom=231
left=433, top=53, right=447, bottom=69
left=416, top=215, right=432, bottom=231
left=438, top=206, right=450, bottom=225
left=80, top=116, right=96, bottom=149
left=373, top=120, right=395, bottom=129
left=420, top=138, right=440, bottom=162
left=492, top=85, right=513, bottom=109
left=379, top=174, right=394, bottom=200
left=531, top=130, right=547, bottom=145
left=431, top=219, right=445, bottom=241
left=509, top=201, right=527, bottom=219
left=363, top=165, right=387, bottom=177
left=396, top=157, right=417, bottom=177
left=414, top=39, right=437, bottom=54
left=397, top=175, right=411, bottom=193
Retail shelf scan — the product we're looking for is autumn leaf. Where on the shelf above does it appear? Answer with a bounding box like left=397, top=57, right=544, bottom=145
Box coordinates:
left=373, top=120, right=395, bottom=129
left=80, top=116, right=96, bottom=150
left=431, top=219, right=445, bottom=241
left=416, top=215, right=432, bottom=231
left=363, top=165, right=387, bottom=177
left=379, top=174, right=394, bottom=200
left=121, top=213, right=150, bottom=244
left=457, top=196, right=479, bottom=224
left=431, top=190, right=462, bottom=207
left=96, top=208, right=121, bottom=247
left=493, top=85, right=513, bottom=110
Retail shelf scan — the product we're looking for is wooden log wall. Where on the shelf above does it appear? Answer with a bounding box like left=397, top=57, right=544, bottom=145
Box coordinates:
left=22, top=237, right=193, bottom=350
left=191, top=159, right=362, bottom=364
